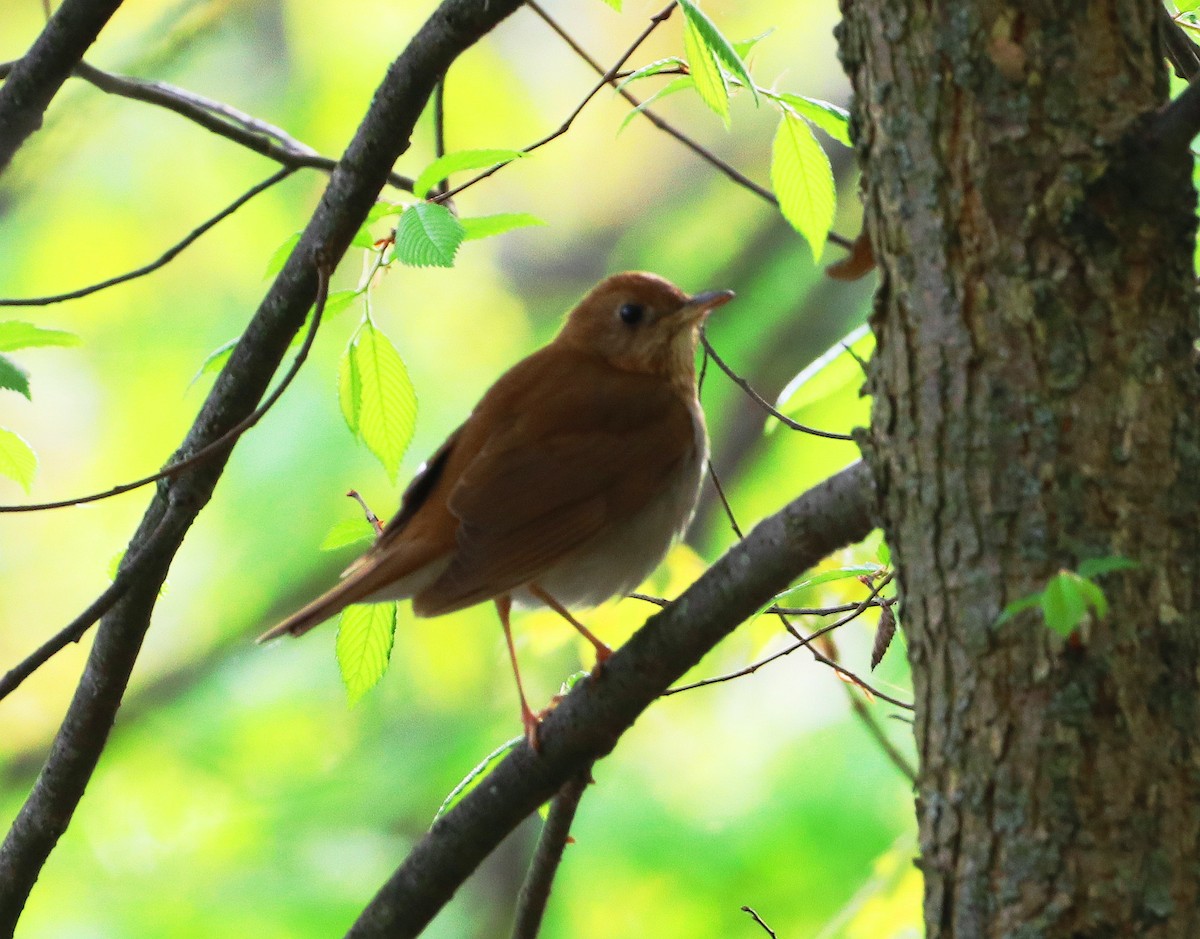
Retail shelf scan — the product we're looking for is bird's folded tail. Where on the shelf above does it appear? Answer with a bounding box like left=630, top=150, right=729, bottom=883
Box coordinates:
left=257, top=547, right=451, bottom=644
left=257, top=576, right=368, bottom=643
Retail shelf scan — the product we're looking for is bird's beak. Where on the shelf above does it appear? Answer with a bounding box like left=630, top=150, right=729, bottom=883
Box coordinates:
left=679, top=289, right=735, bottom=324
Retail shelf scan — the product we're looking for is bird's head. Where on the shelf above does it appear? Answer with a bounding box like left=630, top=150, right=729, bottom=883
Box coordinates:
left=556, top=271, right=734, bottom=386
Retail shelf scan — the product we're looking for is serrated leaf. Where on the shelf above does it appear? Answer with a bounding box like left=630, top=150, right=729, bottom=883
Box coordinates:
left=264, top=232, right=301, bottom=279
left=345, top=321, right=418, bottom=480
left=615, top=57, right=686, bottom=93
left=336, top=603, right=398, bottom=705
left=618, top=75, right=694, bottom=132
left=0, top=322, right=81, bottom=352
left=1077, top=556, right=1138, bottom=579
left=771, top=93, right=852, bottom=146
left=434, top=737, right=522, bottom=823
left=679, top=2, right=729, bottom=122
left=0, top=355, right=30, bottom=399
left=413, top=149, right=525, bottom=199
left=320, top=516, right=376, bottom=551
left=771, top=325, right=872, bottom=434
left=395, top=203, right=465, bottom=268
left=677, top=0, right=758, bottom=105
left=0, top=427, right=36, bottom=492
left=772, top=110, right=836, bottom=261
left=460, top=213, right=546, bottom=241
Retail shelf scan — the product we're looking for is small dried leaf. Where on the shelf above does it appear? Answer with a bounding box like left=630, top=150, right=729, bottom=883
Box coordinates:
left=871, top=604, right=897, bottom=670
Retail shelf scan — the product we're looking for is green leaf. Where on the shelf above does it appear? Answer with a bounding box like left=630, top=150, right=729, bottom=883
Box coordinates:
left=343, top=321, right=418, bottom=480
left=774, top=564, right=882, bottom=604
left=732, top=29, right=774, bottom=61
left=395, top=203, right=465, bottom=268
left=771, top=93, right=852, bottom=146
left=336, top=603, right=398, bottom=705
left=677, top=0, right=758, bottom=105
left=351, top=224, right=377, bottom=249
left=460, top=213, right=546, bottom=241
left=434, top=736, right=522, bottom=823
left=678, top=1, right=729, bottom=122
left=875, top=539, right=891, bottom=566
left=193, top=338, right=239, bottom=384
left=618, top=75, right=694, bottom=131
left=771, top=109, right=836, bottom=261
left=1040, top=572, right=1091, bottom=637
left=615, top=57, right=686, bottom=93
left=596, top=0, right=621, bottom=9
left=0, top=355, right=30, bottom=399
left=264, top=232, right=301, bottom=279
left=367, top=201, right=405, bottom=223
left=1077, top=556, right=1139, bottom=579
left=338, top=335, right=363, bottom=435
left=322, top=289, right=362, bottom=321
left=995, top=592, right=1042, bottom=626
left=0, top=322, right=81, bottom=352
left=413, top=149, right=525, bottom=199
left=320, top=516, right=376, bottom=551
left=0, top=427, right=36, bottom=492
left=771, top=325, right=872, bottom=433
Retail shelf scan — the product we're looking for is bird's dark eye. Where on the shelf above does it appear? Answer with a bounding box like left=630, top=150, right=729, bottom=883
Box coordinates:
left=618, top=303, right=644, bottom=325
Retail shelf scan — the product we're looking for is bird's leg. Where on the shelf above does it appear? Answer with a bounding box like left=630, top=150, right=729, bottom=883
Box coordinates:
left=496, top=595, right=542, bottom=751
left=529, top=584, right=613, bottom=667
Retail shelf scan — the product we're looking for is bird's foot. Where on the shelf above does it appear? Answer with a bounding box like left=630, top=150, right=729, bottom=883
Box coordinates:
left=590, top=642, right=613, bottom=678
left=521, top=704, right=544, bottom=753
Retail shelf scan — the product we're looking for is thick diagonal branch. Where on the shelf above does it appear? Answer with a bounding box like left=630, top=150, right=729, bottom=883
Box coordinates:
left=0, top=0, right=126, bottom=174
left=345, top=461, right=874, bottom=939
left=0, top=0, right=525, bottom=933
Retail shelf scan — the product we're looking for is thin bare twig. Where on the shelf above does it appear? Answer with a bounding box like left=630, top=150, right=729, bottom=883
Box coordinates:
left=707, top=459, right=746, bottom=539
left=0, top=265, right=331, bottom=514
left=0, top=168, right=293, bottom=307
left=0, top=517, right=168, bottom=702
left=511, top=768, right=591, bottom=939
left=525, top=0, right=853, bottom=252
left=699, top=329, right=854, bottom=441
left=433, top=1, right=677, bottom=203
left=0, top=59, right=415, bottom=190
left=662, top=575, right=898, bottom=699
left=741, top=906, right=778, bottom=939
left=629, top=592, right=884, bottom=618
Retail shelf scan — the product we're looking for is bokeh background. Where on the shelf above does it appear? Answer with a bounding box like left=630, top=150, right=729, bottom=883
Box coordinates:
left=0, top=1, right=919, bottom=936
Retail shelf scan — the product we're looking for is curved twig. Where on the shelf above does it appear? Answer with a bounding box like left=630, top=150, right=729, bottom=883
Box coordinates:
left=0, top=265, right=329, bottom=513
left=700, top=329, right=855, bottom=440
left=0, top=168, right=293, bottom=307
left=434, top=1, right=678, bottom=203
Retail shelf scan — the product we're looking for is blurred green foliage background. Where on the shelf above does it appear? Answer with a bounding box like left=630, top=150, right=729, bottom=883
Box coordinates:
left=0, top=0, right=919, bottom=935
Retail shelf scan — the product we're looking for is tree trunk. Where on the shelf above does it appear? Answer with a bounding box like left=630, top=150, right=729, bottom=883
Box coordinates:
left=838, top=1, right=1200, bottom=935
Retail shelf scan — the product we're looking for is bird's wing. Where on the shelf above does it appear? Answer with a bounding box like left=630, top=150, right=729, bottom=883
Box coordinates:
left=414, top=353, right=699, bottom=615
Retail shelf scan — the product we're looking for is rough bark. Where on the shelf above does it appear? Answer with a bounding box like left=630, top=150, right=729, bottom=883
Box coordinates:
left=839, top=1, right=1200, bottom=936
